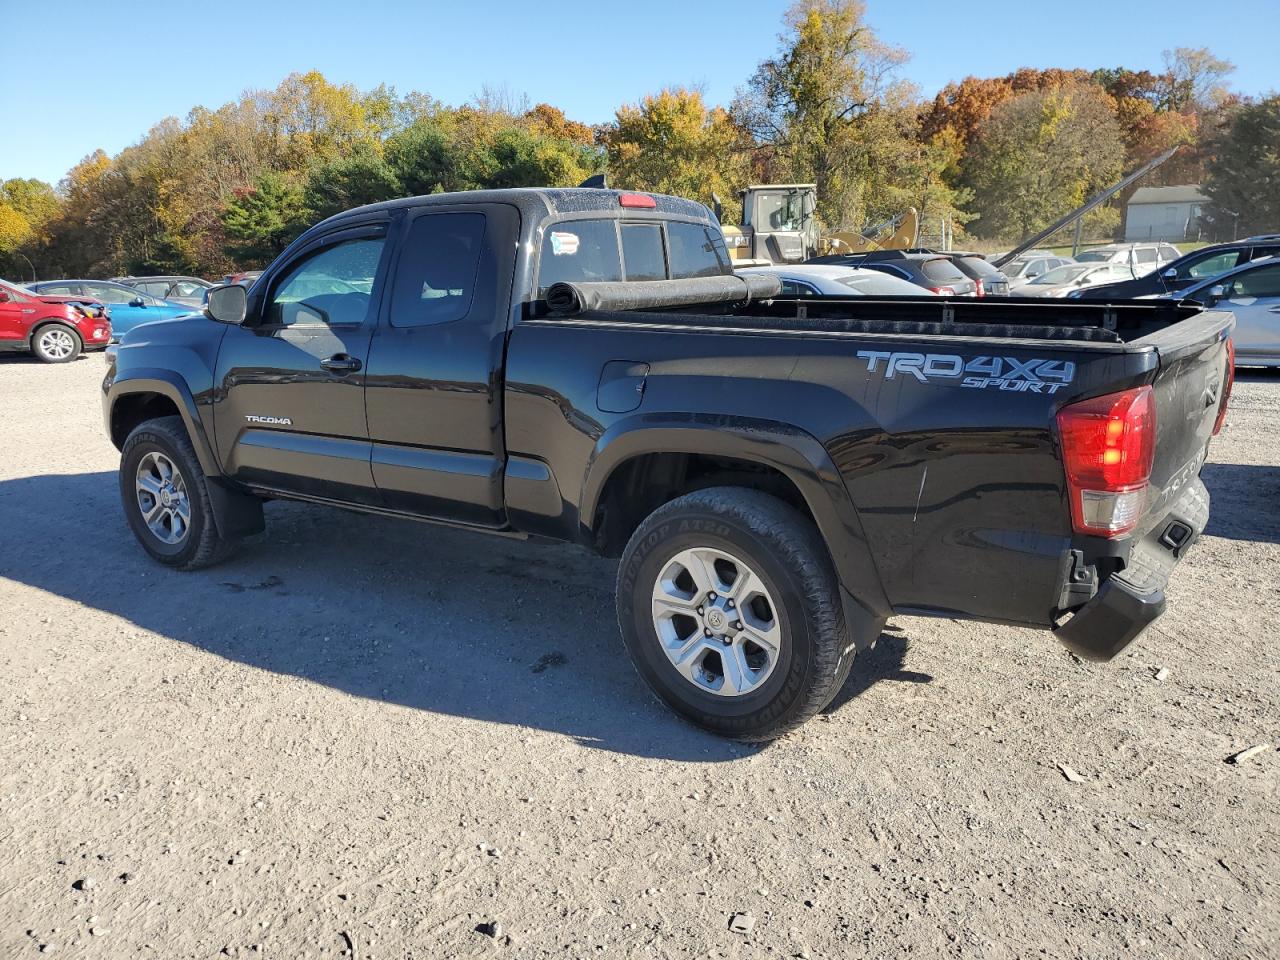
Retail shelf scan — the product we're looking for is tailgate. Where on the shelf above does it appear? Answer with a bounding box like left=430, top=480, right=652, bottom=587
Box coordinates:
left=1138, top=308, right=1234, bottom=535
left=1053, top=308, right=1232, bottom=661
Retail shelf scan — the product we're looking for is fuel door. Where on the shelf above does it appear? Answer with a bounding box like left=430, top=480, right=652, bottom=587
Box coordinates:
left=597, top=361, right=649, bottom=413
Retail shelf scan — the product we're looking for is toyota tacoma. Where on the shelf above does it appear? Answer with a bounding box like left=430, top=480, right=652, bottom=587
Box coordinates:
left=102, top=188, right=1233, bottom=740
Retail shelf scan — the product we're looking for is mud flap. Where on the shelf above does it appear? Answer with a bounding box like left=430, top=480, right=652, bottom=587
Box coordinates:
left=207, top=479, right=265, bottom=540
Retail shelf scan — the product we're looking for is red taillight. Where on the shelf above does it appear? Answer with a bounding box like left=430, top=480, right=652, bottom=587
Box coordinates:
left=1056, top=386, right=1155, bottom=537
left=931, top=286, right=955, bottom=296
left=974, top=279, right=985, bottom=297
left=619, top=192, right=657, bottom=209
left=1213, top=339, right=1234, bottom=436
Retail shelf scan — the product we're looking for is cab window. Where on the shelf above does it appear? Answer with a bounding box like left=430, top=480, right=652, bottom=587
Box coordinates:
left=620, top=223, right=666, bottom=281
left=390, top=213, right=486, bottom=327
left=668, top=222, right=729, bottom=279
left=267, top=236, right=385, bottom=326
left=537, top=220, right=622, bottom=295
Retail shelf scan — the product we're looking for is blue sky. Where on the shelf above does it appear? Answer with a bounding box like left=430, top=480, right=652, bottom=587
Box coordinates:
left=2, top=0, right=1275, bottom=186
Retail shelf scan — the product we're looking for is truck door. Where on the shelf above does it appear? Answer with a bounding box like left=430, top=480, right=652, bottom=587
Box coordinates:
left=212, top=224, right=389, bottom=505
left=363, top=203, right=520, bottom=526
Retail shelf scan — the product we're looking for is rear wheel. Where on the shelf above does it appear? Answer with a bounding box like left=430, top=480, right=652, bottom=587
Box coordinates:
left=31, top=324, right=81, bottom=363
left=616, top=487, right=861, bottom=741
left=120, top=416, right=237, bottom=569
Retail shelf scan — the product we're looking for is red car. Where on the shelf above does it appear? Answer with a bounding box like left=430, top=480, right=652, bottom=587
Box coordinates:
left=0, top=279, right=112, bottom=362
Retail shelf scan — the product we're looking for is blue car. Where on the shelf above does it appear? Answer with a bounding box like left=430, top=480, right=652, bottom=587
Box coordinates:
left=27, top=279, right=196, bottom=336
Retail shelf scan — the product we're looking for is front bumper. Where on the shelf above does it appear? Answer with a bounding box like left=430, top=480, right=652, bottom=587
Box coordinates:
left=1053, top=476, right=1209, bottom=661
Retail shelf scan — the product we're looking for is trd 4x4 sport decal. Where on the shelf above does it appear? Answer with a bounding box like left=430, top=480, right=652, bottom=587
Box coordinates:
left=856, top=351, right=1076, bottom=394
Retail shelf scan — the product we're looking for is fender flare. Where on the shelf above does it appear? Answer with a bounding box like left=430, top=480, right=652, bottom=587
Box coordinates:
left=580, top=413, right=891, bottom=616
left=106, top=369, right=222, bottom=477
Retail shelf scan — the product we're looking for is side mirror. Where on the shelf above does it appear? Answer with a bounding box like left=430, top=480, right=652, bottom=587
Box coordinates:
left=129, top=296, right=146, bottom=307
left=1162, top=267, right=1177, bottom=279
left=206, top=283, right=248, bottom=324
left=1207, top=284, right=1226, bottom=303
left=0, top=292, right=10, bottom=303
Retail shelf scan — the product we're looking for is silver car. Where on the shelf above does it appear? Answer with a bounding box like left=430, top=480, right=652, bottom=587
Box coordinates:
left=999, top=252, right=1076, bottom=284
left=1174, top=257, right=1280, bottom=367
left=1015, top=262, right=1137, bottom=298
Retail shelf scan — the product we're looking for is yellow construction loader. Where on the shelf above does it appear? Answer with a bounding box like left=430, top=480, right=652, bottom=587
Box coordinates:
left=716, top=184, right=919, bottom=265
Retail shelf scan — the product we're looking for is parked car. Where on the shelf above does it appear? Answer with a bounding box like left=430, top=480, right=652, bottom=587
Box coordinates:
left=1167, top=256, right=1280, bottom=367
left=102, top=186, right=1230, bottom=740
left=1073, top=234, right=1280, bottom=300
left=807, top=250, right=978, bottom=296
left=918, top=251, right=1011, bottom=296
left=1072, top=242, right=1181, bottom=279
left=1017, top=262, right=1137, bottom=298
left=999, top=252, right=1077, bottom=284
left=0, top=279, right=111, bottom=362
left=737, top=264, right=935, bottom=297
left=28, top=280, right=195, bottom=336
left=221, top=271, right=263, bottom=287
left=114, top=275, right=213, bottom=308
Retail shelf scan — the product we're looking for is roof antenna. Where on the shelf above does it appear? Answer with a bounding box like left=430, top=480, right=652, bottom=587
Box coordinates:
left=579, top=173, right=608, bottom=189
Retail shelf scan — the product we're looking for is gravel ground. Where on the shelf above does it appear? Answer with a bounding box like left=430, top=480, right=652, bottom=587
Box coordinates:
left=1, top=353, right=1276, bottom=960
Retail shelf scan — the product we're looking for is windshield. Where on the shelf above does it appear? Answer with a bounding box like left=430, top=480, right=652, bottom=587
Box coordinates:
left=1032, top=264, right=1091, bottom=285
left=756, top=191, right=806, bottom=232
left=1074, top=251, right=1114, bottom=263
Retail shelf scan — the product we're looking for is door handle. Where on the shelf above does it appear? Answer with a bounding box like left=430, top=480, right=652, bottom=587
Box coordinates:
left=1268, top=306, right=1280, bottom=314
left=321, top=354, right=362, bottom=372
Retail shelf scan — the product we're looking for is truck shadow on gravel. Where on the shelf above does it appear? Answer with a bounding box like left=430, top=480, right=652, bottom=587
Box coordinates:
left=0, top=471, right=914, bottom=760
left=1201, top=463, right=1280, bottom=544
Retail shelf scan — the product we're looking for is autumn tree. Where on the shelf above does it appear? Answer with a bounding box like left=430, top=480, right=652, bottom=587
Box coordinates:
left=606, top=89, right=750, bottom=221
left=965, top=84, right=1125, bottom=241
left=733, top=0, right=926, bottom=230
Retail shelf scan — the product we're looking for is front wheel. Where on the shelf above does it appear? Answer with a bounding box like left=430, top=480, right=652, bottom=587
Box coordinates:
left=616, top=487, right=862, bottom=741
left=31, top=324, right=81, bottom=363
left=120, top=416, right=237, bottom=569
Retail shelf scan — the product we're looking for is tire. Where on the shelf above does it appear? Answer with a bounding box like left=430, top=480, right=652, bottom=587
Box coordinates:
left=119, top=415, right=237, bottom=570
left=617, top=487, right=858, bottom=741
left=31, top=323, right=82, bottom=363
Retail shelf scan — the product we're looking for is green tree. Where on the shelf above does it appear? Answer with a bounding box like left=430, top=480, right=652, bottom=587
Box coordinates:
left=221, top=173, right=307, bottom=264
left=1203, top=95, right=1280, bottom=239
left=304, top=143, right=401, bottom=221
left=964, top=84, right=1125, bottom=241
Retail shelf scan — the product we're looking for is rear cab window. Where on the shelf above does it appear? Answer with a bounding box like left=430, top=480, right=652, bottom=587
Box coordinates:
left=536, top=217, right=730, bottom=297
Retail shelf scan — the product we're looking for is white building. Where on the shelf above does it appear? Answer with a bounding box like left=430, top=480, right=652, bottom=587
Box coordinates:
left=1124, top=185, right=1207, bottom=242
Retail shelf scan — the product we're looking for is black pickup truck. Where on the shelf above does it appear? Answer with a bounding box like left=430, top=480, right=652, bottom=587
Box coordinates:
left=102, top=188, right=1233, bottom=740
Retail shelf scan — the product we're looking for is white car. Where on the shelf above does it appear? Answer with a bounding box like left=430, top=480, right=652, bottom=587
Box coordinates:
left=737, top=264, right=936, bottom=297
left=1073, top=242, right=1181, bottom=279
left=1015, top=262, right=1137, bottom=298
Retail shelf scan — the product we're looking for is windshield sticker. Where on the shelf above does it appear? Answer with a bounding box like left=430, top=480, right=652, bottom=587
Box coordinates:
left=857, top=351, right=1076, bottom=394
left=549, top=231, right=580, bottom=256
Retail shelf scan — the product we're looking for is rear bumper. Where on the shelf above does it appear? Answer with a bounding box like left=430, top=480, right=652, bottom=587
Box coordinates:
left=1053, top=475, right=1209, bottom=661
